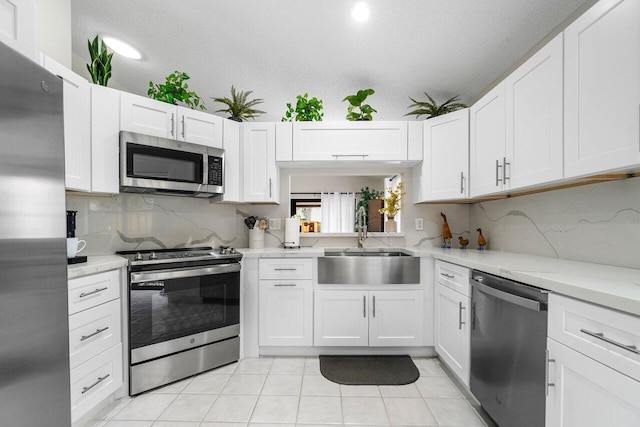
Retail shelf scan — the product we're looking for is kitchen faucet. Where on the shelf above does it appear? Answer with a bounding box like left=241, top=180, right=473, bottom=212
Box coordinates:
left=357, top=205, right=367, bottom=248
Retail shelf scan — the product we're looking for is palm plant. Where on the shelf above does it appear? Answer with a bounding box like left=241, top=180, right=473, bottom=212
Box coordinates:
left=86, top=35, right=113, bottom=86
left=405, top=92, right=467, bottom=119
left=211, top=86, right=266, bottom=121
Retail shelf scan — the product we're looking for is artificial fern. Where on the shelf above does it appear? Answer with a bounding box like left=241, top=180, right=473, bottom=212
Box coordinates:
left=211, top=86, right=265, bottom=121
left=405, top=92, right=467, bottom=119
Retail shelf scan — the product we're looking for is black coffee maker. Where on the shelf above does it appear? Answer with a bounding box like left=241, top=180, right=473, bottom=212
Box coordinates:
left=66, top=210, right=87, bottom=264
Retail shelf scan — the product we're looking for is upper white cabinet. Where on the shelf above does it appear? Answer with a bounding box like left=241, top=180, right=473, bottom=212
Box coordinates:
left=292, top=121, right=409, bottom=161
left=564, top=0, right=640, bottom=178
left=90, top=84, right=120, bottom=194
left=42, top=55, right=91, bottom=192
left=221, top=118, right=241, bottom=202
left=505, top=33, right=564, bottom=189
left=0, top=0, right=36, bottom=61
left=242, top=122, right=279, bottom=203
left=120, top=92, right=223, bottom=148
left=416, top=109, right=469, bottom=202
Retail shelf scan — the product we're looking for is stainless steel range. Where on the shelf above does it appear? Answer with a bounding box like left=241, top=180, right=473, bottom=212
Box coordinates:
left=117, top=246, right=242, bottom=395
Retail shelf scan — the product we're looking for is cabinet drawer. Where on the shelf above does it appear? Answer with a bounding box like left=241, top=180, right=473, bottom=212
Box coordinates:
left=549, top=293, right=640, bottom=381
left=68, top=269, right=121, bottom=315
left=70, top=343, right=123, bottom=423
left=69, top=299, right=122, bottom=369
left=259, top=258, right=313, bottom=280
left=435, top=260, right=470, bottom=296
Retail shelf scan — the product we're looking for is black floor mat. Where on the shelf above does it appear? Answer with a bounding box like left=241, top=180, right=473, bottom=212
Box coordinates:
left=319, top=355, right=420, bottom=385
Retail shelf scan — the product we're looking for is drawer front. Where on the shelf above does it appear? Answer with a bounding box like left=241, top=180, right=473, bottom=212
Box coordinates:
left=69, top=299, right=122, bottom=369
left=70, top=343, right=123, bottom=423
left=435, top=260, right=470, bottom=296
left=549, top=293, right=640, bottom=381
left=68, top=269, right=121, bottom=314
left=259, top=258, right=313, bottom=280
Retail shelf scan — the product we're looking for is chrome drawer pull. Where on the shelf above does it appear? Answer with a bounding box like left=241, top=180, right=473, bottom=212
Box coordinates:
left=80, top=326, right=110, bottom=342
left=363, top=295, right=366, bottom=318
left=580, top=329, right=639, bottom=354
left=81, top=374, right=110, bottom=394
left=274, top=268, right=297, bottom=271
left=496, top=159, right=503, bottom=186
left=458, top=302, right=465, bottom=330
left=79, top=287, right=108, bottom=298
left=545, top=349, right=555, bottom=396
left=274, top=284, right=296, bottom=287
left=441, top=273, right=455, bottom=279
left=373, top=295, right=376, bottom=318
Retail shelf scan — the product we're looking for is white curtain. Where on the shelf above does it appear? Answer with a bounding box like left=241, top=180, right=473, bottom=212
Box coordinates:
left=321, top=192, right=356, bottom=233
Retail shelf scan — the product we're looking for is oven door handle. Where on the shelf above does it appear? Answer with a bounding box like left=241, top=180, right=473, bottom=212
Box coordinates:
left=131, top=263, right=240, bottom=283
left=471, top=278, right=544, bottom=312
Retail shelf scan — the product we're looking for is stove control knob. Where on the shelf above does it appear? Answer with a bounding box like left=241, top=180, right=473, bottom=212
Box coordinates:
left=149, top=252, right=158, bottom=260
left=229, top=248, right=237, bottom=254
left=220, top=247, right=227, bottom=255
left=134, top=252, right=143, bottom=261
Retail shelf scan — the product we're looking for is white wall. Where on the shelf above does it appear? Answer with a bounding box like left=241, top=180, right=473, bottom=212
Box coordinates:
left=34, top=0, right=72, bottom=67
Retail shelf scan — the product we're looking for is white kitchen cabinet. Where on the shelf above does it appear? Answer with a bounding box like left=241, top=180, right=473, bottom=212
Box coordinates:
left=0, top=0, right=37, bottom=61
left=120, top=91, right=176, bottom=139
left=505, top=33, right=564, bottom=189
left=242, top=122, right=279, bottom=203
left=90, top=84, right=120, bottom=194
left=42, top=55, right=91, bottom=192
left=417, top=109, right=469, bottom=202
left=470, top=82, right=506, bottom=197
left=545, top=338, right=640, bottom=427
left=275, top=122, right=293, bottom=162
left=68, top=299, right=121, bottom=369
left=314, top=290, right=424, bottom=347
left=292, top=121, right=408, bottom=161
left=259, top=280, right=313, bottom=346
left=221, top=118, right=241, bottom=202
left=564, top=0, right=640, bottom=178
left=178, top=107, right=223, bottom=148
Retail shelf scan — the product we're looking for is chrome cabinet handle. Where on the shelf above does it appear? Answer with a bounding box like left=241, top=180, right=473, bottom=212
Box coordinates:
left=269, top=178, right=272, bottom=198
left=441, top=273, right=455, bottom=279
left=545, top=349, right=555, bottom=396
left=274, top=268, right=297, bottom=271
left=460, top=172, right=464, bottom=194
left=373, top=295, right=376, bottom=318
left=458, top=301, right=465, bottom=330
left=82, top=374, right=110, bottom=394
left=503, top=157, right=510, bottom=182
left=274, top=284, right=296, bottom=287
left=79, top=287, right=108, bottom=298
left=80, top=326, right=109, bottom=342
left=496, top=159, right=503, bottom=186
left=181, top=115, right=185, bottom=137
left=332, top=154, right=369, bottom=159
left=580, top=328, right=640, bottom=354
left=363, top=295, right=366, bottom=318
left=170, top=113, right=175, bottom=136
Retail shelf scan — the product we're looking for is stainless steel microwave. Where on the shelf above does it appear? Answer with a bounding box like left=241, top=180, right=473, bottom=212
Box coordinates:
left=120, top=131, right=224, bottom=199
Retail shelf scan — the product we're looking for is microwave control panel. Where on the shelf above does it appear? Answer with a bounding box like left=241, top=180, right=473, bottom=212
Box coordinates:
left=208, top=156, right=223, bottom=186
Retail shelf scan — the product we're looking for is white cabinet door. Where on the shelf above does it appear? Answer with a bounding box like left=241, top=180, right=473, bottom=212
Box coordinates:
left=242, top=122, right=278, bottom=203
left=564, top=0, right=640, bottom=178
left=506, top=33, right=564, bottom=189
left=434, top=283, right=470, bottom=386
left=369, top=290, right=424, bottom=347
left=314, top=290, right=368, bottom=347
left=221, top=118, right=241, bottom=202
left=177, top=107, right=223, bottom=148
left=470, top=82, right=506, bottom=197
left=419, top=109, right=469, bottom=201
left=90, top=84, right=120, bottom=194
left=0, top=0, right=36, bottom=61
left=42, top=55, right=91, bottom=192
left=292, top=121, right=408, bottom=161
left=120, top=92, right=176, bottom=139
left=259, top=280, right=313, bottom=346
left=546, top=338, right=640, bottom=427
left=275, top=122, right=293, bottom=162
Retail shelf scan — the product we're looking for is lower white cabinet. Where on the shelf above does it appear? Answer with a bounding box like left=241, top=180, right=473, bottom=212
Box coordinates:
left=259, top=280, right=313, bottom=346
left=434, top=283, right=470, bottom=386
left=545, top=338, right=640, bottom=426
left=314, top=290, right=424, bottom=347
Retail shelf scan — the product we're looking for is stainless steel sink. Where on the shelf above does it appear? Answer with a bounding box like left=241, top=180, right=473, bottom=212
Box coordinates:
left=318, top=248, right=420, bottom=284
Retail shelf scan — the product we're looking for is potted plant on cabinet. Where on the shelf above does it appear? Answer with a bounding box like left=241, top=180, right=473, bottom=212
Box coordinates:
left=282, top=93, right=324, bottom=121
left=86, top=35, right=113, bottom=87
left=211, top=86, right=265, bottom=121
left=379, top=181, right=406, bottom=232
left=148, top=71, right=205, bottom=110
left=405, top=91, right=466, bottom=119
left=343, top=88, right=377, bottom=121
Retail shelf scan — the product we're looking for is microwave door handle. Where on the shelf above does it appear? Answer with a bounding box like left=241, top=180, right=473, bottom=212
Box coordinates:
left=131, top=263, right=241, bottom=283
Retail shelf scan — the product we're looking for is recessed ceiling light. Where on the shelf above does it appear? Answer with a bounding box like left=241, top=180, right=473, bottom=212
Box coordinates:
left=102, top=36, right=142, bottom=59
left=350, top=1, right=370, bottom=22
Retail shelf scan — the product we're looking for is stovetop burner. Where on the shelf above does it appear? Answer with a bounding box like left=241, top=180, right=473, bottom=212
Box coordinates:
left=116, top=246, right=242, bottom=267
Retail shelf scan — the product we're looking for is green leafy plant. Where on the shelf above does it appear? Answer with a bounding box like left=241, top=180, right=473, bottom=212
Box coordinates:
left=86, top=35, right=113, bottom=86
left=343, top=88, right=377, bottom=121
left=356, top=186, right=384, bottom=228
left=148, top=71, right=205, bottom=110
left=282, top=93, right=324, bottom=121
left=405, top=92, right=467, bottom=119
left=211, top=86, right=265, bottom=121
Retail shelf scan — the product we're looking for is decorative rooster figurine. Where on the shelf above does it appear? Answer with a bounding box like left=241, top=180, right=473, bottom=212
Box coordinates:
left=477, top=228, right=487, bottom=250
left=441, top=212, right=452, bottom=248
left=458, top=236, right=469, bottom=250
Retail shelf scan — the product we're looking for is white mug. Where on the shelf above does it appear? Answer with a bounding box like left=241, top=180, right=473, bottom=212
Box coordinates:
left=67, top=238, right=86, bottom=258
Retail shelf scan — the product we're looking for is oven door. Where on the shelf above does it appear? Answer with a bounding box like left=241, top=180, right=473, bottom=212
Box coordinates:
left=129, top=263, right=240, bottom=364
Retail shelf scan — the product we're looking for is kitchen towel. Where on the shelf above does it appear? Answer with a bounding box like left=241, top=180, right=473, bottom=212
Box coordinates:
left=284, top=218, right=300, bottom=248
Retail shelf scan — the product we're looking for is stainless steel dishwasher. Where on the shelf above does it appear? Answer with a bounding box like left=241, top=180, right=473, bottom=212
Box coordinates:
left=470, top=270, right=548, bottom=427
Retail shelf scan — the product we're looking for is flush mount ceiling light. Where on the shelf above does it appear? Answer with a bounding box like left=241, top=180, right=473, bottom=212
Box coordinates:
left=350, top=1, right=370, bottom=22
left=102, top=36, right=142, bottom=59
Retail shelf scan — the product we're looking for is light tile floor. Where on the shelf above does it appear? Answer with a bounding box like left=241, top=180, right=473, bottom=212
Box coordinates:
left=84, top=357, right=491, bottom=427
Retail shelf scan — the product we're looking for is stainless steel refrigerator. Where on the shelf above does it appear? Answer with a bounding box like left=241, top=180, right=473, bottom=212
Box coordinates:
left=0, top=42, right=71, bottom=425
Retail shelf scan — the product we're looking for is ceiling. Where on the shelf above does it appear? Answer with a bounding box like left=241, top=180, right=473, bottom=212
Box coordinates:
left=70, top=0, right=588, bottom=122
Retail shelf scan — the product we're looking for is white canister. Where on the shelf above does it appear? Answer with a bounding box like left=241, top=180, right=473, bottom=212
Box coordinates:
left=284, top=218, right=300, bottom=248
left=249, top=228, right=265, bottom=249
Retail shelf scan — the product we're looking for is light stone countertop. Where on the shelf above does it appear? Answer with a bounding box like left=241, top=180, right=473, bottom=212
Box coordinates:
left=238, top=246, right=640, bottom=316
left=67, top=255, right=128, bottom=280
